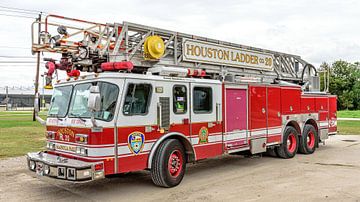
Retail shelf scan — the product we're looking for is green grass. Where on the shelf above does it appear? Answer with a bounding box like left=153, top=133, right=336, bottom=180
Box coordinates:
left=337, top=120, right=360, bottom=135
left=0, top=111, right=47, bottom=159
left=338, top=110, right=360, bottom=118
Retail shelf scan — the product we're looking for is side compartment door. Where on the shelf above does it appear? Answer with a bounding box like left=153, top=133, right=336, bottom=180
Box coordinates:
left=224, top=86, right=248, bottom=151
left=328, top=96, right=337, bottom=134
left=316, top=97, right=329, bottom=129
left=190, top=82, right=222, bottom=160
left=281, top=87, right=301, bottom=114
left=249, top=86, right=267, bottom=139
left=267, top=86, right=282, bottom=144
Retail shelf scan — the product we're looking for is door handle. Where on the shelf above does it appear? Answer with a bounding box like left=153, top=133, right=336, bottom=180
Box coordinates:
left=216, top=103, right=221, bottom=123
left=208, top=122, right=216, bottom=128
left=145, top=126, right=155, bottom=133
left=157, top=102, right=162, bottom=128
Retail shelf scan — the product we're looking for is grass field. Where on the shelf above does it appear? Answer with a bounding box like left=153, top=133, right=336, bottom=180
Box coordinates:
left=0, top=110, right=359, bottom=159
left=337, top=120, right=360, bottom=135
left=337, top=110, right=360, bottom=118
left=0, top=111, right=47, bottom=159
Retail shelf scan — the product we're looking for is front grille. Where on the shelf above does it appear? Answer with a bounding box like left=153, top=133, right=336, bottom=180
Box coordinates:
left=160, top=97, right=170, bottom=129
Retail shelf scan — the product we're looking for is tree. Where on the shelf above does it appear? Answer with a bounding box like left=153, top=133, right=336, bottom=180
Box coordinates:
left=323, top=60, right=360, bottom=110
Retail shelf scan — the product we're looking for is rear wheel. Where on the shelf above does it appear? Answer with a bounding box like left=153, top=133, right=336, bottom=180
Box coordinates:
left=299, top=124, right=318, bottom=154
left=276, top=126, right=299, bottom=159
left=151, top=139, right=186, bottom=187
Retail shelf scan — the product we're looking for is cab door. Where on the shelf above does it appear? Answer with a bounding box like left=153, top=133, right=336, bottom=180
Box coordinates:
left=190, top=82, right=222, bottom=160
left=116, top=78, right=158, bottom=173
left=169, top=83, right=191, bottom=139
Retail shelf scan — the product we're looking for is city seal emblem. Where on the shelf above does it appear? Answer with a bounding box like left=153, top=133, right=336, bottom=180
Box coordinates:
left=198, top=126, right=209, bottom=144
left=128, top=131, right=145, bottom=155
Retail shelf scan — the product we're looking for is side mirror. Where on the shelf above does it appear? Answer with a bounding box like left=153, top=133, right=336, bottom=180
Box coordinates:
left=88, top=86, right=101, bottom=112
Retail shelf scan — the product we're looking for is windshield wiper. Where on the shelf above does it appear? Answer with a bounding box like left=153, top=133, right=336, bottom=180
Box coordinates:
left=70, top=113, right=86, bottom=122
left=48, top=114, right=63, bottom=121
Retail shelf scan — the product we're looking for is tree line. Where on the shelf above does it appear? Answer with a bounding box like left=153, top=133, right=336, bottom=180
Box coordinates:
left=319, top=61, right=360, bottom=110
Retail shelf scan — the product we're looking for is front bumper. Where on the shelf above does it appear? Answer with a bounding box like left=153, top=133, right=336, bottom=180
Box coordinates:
left=26, top=152, right=104, bottom=181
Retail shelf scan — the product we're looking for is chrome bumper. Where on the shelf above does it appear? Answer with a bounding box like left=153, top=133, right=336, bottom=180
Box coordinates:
left=26, top=152, right=104, bottom=181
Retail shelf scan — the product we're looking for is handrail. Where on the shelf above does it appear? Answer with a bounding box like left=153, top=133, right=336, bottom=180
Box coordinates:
left=45, top=14, right=105, bottom=32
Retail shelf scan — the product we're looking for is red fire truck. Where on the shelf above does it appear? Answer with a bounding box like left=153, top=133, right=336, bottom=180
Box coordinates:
left=28, top=14, right=337, bottom=187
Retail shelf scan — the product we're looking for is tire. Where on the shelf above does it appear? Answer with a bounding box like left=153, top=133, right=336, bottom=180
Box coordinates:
left=299, top=124, right=318, bottom=154
left=150, top=139, right=186, bottom=188
left=276, top=126, right=299, bottom=159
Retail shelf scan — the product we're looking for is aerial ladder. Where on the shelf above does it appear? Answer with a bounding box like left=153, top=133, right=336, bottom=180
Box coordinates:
left=31, top=14, right=318, bottom=89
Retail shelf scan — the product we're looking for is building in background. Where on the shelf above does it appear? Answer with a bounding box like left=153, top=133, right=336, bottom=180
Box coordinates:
left=0, top=86, right=52, bottom=111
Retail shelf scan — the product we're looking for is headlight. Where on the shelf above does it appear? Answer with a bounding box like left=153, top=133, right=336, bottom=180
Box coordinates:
left=75, top=134, right=88, bottom=144
left=46, top=142, right=55, bottom=150
left=76, top=146, right=88, bottom=156
left=46, top=131, right=56, bottom=139
left=44, top=165, right=50, bottom=175
left=29, top=160, right=36, bottom=170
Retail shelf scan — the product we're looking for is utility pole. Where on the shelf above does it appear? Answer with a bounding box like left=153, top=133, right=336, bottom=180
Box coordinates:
left=5, top=86, right=8, bottom=111
left=5, top=86, right=8, bottom=98
left=33, top=12, right=42, bottom=121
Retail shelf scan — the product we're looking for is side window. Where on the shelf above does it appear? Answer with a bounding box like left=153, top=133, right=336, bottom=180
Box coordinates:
left=95, top=82, right=119, bottom=121
left=123, top=83, right=152, bottom=115
left=193, top=87, right=212, bottom=113
left=173, top=85, right=187, bottom=114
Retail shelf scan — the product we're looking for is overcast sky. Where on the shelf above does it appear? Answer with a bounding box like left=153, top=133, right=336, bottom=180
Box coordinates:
left=0, top=0, right=359, bottom=87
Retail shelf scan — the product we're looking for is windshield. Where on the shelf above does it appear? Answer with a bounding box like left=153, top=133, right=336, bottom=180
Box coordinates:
left=68, top=82, right=119, bottom=121
left=48, top=85, right=73, bottom=117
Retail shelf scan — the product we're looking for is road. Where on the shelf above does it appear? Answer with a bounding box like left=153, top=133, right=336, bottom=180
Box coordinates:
left=1, top=135, right=360, bottom=202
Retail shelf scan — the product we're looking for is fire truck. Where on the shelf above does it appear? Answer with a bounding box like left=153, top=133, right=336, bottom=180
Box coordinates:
left=28, top=14, right=337, bottom=187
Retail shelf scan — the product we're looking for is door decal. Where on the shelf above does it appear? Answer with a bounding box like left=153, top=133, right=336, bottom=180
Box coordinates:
left=198, top=127, right=209, bottom=144
left=128, top=131, right=145, bottom=155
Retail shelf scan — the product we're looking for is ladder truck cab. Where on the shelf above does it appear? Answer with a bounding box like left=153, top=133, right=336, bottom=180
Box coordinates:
left=28, top=14, right=337, bottom=187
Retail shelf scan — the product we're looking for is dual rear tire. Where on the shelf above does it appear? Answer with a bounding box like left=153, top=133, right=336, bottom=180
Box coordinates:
left=274, top=124, right=318, bottom=158
left=298, top=124, right=318, bottom=154
left=276, top=126, right=299, bottom=159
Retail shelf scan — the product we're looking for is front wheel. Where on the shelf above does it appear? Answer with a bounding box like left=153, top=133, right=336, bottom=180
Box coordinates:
left=151, top=139, right=186, bottom=187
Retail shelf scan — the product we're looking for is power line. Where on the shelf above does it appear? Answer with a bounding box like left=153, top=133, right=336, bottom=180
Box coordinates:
left=0, top=61, right=38, bottom=63
left=0, top=13, right=36, bottom=19
left=0, top=9, right=39, bottom=16
left=0, top=55, right=36, bottom=58
left=0, top=63, right=45, bottom=66
left=0, top=65, right=45, bottom=67
left=0, top=5, right=43, bottom=14
left=0, top=46, right=30, bottom=50
left=0, top=62, right=45, bottom=65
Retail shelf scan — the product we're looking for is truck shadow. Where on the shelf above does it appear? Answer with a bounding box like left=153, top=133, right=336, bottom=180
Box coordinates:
left=32, top=155, right=256, bottom=199
left=35, top=149, right=332, bottom=199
